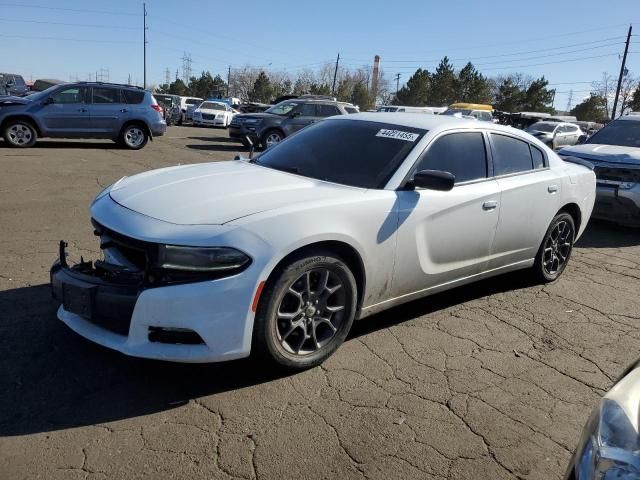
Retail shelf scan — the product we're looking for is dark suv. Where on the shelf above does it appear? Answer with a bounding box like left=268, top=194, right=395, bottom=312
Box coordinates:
left=0, top=82, right=166, bottom=149
left=229, top=97, right=359, bottom=148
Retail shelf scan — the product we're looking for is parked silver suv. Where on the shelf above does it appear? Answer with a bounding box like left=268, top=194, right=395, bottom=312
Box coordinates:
left=0, top=82, right=166, bottom=149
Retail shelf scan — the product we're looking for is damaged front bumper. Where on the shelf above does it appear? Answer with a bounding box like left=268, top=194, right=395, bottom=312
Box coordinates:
left=50, top=241, right=141, bottom=336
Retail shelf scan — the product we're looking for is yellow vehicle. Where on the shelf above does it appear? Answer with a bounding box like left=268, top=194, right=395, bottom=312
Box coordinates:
left=443, top=103, right=494, bottom=122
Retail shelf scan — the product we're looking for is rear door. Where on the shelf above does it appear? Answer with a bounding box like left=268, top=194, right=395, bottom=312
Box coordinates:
left=87, top=87, right=127, bottom=136
left=39, top=86, right=91, bottom=136
left=488, top=133, right=561, bottom=269
left=393, top=131, right=501, bottom=296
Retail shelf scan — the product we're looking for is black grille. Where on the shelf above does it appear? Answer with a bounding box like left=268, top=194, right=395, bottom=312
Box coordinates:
left=594, top=166, right=640, bottom=183
left=202, top=113, right=216, bottom=120
left=92, top=219, right=154, bottom=271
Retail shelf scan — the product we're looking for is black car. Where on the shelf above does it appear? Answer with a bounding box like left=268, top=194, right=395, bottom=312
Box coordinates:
left=229, top=98, right=359, bottom=148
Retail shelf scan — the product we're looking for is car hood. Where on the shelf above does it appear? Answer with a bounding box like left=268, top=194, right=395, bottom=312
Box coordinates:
left=109, top=161, right=364, bottom=225
left=560, top=143, right=640, bottom=165
left=0, top=95, right=32, bottom=105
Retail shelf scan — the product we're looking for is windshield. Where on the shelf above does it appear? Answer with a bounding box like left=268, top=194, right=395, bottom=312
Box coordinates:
left=200, top=102, right=226, bottom=110
left=265, top=102, right=298, bottom=115
left=254, top=119, right=427, bottom=189
left=526, top=122, right=556, bottom=133
left=21, top=84, right=60, bottom=101
left=586, top=119, right=640, bottom=147
left=442, top=108, right=472, bottom=116
left=186, top=98, right=201, bottom=105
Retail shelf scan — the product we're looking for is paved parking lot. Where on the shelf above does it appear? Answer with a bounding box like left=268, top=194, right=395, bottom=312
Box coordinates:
left=1, top=126, right=639, bottom=480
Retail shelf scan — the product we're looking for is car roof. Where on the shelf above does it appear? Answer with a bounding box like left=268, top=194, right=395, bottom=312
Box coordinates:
left=337, top=112, right=522, bottom=134
left=617, top=115, right=640, bottom=122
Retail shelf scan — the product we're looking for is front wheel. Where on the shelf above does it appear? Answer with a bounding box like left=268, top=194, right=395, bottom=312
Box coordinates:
left=253, top=252, right=357, bottom=370
left=120, top=124, right=148, bottom=150
left=533, top=213, right=575, bottom=282
left=261, top=130, right=283, bottom=149
left=3, top=120, right=37, bottom=148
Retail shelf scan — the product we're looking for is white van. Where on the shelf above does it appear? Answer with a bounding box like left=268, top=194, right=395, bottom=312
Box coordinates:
left=376, top=105, right=443, bottom=114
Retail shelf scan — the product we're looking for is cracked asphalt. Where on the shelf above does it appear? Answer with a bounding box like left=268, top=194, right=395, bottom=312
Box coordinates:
left=1, top=127, right=639, bottom=480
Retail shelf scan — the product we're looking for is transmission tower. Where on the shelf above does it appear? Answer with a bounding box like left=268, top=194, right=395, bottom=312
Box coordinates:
left=565, top=90, right=573, bottom=112
left=96, top=68, right=110, bottom=82
left=165, top=67, right=171, bottom=86
left=181, top=53, right=192, bottom=83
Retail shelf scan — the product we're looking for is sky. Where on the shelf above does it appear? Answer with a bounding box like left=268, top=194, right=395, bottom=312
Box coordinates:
left=1, top=0, right=638, bottom=110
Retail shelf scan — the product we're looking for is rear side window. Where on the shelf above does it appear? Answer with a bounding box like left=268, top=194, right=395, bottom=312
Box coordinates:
left=122, top=89, right=145, bottom=104
left=14, top=76, right=25, bottom=86
left=92, top=87, right=120, bottom=104
left=344, top=106, right=359, bottom=114
left=491, top=134, right=534, bottom=176
left=415, top=132, right=487, bottom=184
left=298, top=103, right=317, bottom=116
left=318, top=104, right=341, bottom=117
left=530, top=145, right=545, bottom=169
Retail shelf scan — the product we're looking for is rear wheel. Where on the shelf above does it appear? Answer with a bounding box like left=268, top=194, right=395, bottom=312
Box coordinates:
left=120, top=124, right=148, bottom=150
left=533, top=213, right=575, bottom=282
left=3, top=120, right=37, bottom=148
left=253, top=251, right=357, bottom=370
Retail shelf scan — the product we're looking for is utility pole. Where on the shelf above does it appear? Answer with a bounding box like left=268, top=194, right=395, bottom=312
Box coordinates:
left=331, top=53, right=340, bottom=95
left=612, top=24, right=632, bottom=120
left=143, top=2, right=147, bottom=89
left=227, top=65, right=231, bottom=97
left=394, top=73, right=401, bottom=98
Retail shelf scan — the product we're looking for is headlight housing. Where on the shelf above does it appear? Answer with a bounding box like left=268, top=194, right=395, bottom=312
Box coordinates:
left=157, top=245, right=251, bottom=273
left=575, top=376, right=640, bottom=480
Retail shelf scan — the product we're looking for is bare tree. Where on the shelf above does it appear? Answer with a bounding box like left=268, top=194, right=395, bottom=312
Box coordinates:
left=618, top=73, right=638, bottom=117
left=229, top=66, right=260, bottom=101
left=591, top=72, right=615, bottom=118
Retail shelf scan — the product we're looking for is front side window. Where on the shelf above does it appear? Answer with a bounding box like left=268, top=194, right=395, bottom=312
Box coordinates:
left=414, top=132, right=487, bottom=184
left=491, top=134, right=534, bottom=176
left=298, top=103, right=317, bottom=116
left=51, top=87, right=86, bottom=104
left=255, top=119, right=427, bottom=189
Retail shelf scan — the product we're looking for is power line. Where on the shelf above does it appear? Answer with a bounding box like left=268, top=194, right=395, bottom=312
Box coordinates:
left=0, top=2, right=137, bottom=15
left=0, top=33, right=132, bottom=44
left=0, top=17, right=138, bottom=29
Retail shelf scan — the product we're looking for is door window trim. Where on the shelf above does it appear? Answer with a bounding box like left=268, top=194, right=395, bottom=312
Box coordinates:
left=486, top=131, right=550, bottom=180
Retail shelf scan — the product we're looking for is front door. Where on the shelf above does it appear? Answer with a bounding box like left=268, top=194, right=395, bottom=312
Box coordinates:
left=39, top=86, right=91, bottom=136
left=87, top=87, right=126, bottom=136
left=487, top=133, right=561, bottom=268
left=283, top=103, right=318, bottom=135
left=392, top=131, right=501, bottom=297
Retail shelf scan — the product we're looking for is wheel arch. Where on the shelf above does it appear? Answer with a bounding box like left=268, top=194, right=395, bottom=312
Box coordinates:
left=1, top=115, right=42, bottom=136
left=260, top=127, right=286, bottom=144
left=558, top=202, right=582, bottom=233
left=261, top=240, right=367, bottom=314
left=119, top=119, right=153, bottom=141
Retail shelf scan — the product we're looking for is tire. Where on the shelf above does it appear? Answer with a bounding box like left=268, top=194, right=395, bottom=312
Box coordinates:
left=253, top=251, right=357, bottom=370
left=119, top=123, right=148, bottom=150
left=261, top=129, right=284, bottom=149
left=533, top=213, right=575, bottom=283
left=178, top=113, right=185, bottom=126
left=3, top=120, right=37, bottom=148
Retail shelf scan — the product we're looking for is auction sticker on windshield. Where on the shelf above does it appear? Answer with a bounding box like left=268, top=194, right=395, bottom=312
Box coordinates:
left=376, top=129, right=420, bottom=142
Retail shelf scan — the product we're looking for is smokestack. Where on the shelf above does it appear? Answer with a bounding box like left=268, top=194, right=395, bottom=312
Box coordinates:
left=371, top=55, right=380, bottom=104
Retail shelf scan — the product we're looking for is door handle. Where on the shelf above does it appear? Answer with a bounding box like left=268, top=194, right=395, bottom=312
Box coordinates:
left=482, top=200, right=498, bottom=210
left=548, top=185, right=559, bottom=194
left=78, top=108, right=87, bottom=112
left=120, top=108, right=128, bottom=113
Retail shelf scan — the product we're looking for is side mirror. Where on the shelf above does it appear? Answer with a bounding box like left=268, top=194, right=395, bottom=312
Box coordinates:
left=289, top=111, right=300, bottom=118
left=43, top=97, right=54, bottom=105
left=410, top=170, right=455, bottom=191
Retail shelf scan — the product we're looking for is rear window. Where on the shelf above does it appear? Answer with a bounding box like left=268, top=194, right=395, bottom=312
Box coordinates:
left=491, top=134, right=534, bottom=175
left=186, top=98, right=202, bottom=105
left=255, top=119, right=426, bottom=189
left=122, top=89, right=145, bottom=104
left=92, top=87, right=120, bottom=104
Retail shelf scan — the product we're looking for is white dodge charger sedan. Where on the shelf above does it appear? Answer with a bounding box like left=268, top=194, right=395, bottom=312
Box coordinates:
left=51, top=114, right=596, bottom=369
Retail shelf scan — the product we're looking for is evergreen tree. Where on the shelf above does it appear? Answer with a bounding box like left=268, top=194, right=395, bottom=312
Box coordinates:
left=570, top=94, right=608, bottom=121
left=455, top=62, right=491, bottom=103
left=250, top=71, right=273, bottom=103
left=395, top=68, right=430, bottom=106
left=351, top=82, right=372, bottom=110
left=430, top=57, right=456, bottom=105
